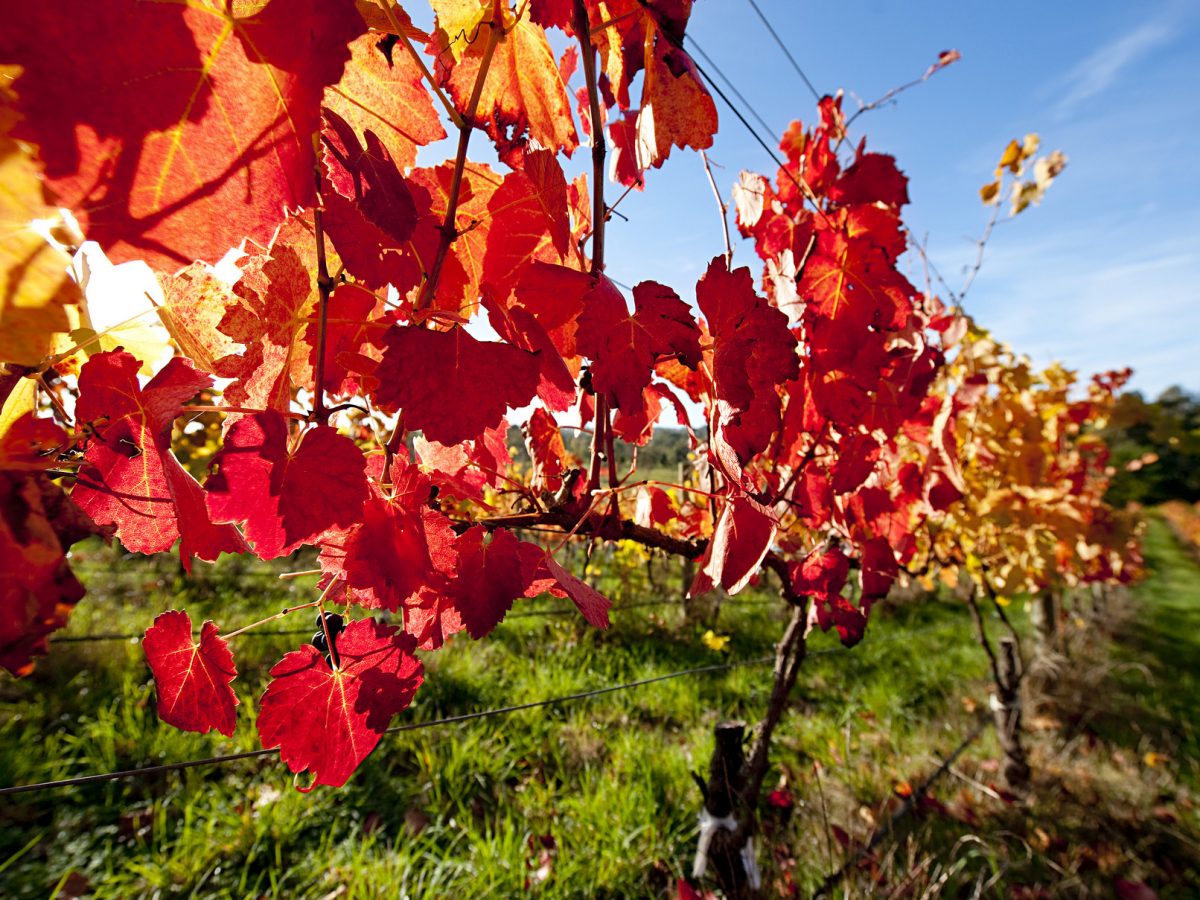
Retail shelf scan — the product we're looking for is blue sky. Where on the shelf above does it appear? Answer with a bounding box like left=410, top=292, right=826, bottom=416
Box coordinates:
left=590, top=0, right=1200, bottom=398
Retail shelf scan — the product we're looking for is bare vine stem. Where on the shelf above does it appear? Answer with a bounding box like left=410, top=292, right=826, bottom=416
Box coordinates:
left=966, top=585, right=1003, bottom=688
left=735, top=595, right=810, bottom=849
left=700, top=150, right=733, bottom=266
left=573, top=0, right=613, bottom=495
left=375, top=0, right=465, bottom=131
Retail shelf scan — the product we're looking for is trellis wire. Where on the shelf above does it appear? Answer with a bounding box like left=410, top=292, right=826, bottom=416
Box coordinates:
left=2, top=622, right=961, bottom=798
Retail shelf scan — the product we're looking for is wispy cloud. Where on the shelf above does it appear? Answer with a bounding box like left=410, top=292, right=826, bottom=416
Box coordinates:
left=1054, top=15, right=1177, bottom=117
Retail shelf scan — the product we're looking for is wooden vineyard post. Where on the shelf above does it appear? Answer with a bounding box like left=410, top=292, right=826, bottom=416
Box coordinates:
left=692, top=721, right=757, bottom=897
left=992, top=636, right=1031, bottom=792
left=1032, top=590, right=1059, bottom=653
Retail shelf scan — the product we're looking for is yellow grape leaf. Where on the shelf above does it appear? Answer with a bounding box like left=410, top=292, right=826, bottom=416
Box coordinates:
left=0, top=123, right=80, bottom=366
left=0, top=374, right=38, bottom=441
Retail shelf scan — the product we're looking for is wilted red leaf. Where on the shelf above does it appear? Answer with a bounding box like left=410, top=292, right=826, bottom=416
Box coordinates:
left=544, top=555, right=612, bottom=629
left=143, top=609, right=238, bottom=736
left=524, top=407, right=571, bottom=493
left=322, top=109, right=418, bottom=248
left=213, top=226, right=319, bottom=412
left=258, top=617, right=423, bottom=790
left=697, top=495, right=777, bottom=595
left=0, top=471, right=99, bottom=675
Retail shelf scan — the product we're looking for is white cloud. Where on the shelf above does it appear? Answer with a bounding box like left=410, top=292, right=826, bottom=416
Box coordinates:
left=944, top=226, right=1200, bottom=397
left=1053, top=17, right=1176, bottom=118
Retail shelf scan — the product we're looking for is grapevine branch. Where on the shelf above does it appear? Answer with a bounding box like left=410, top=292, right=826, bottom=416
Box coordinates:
left=416, top=9, right=502, bottom=311
left=574, top=0, right=615, bottom=496
left=700, top=150, right=733, bottom=266
left=310, top=145, right=333, bottom=424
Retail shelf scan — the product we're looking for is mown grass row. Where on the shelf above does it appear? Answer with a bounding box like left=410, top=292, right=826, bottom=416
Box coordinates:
left=1, top=519, right=1196, bottom=897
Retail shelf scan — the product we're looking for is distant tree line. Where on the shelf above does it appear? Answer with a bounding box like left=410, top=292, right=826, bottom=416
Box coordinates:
left=1103, top=386, right=1200, bottom=505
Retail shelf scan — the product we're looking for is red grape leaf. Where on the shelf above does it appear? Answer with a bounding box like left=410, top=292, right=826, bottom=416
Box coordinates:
left=790, top=545, right=850, bottom=601
left=205, top=411, right=369, bottom=560
left=859, top=536, right=899, bottom=601
left=513, top=261, right=593, bottom=361
left=634, top=485, right=677, bottom=529
left=523, top=149, right=572, bottom=256
left=612, top=384, right=666, bottom=445
left=318, top=457, right=458, bottom=613
left=799, top=230, right=909, bottom=336
left=544, top=555, right=611, bottom=629
left=634, top=34, right=717, bottom=171
left=450, top=526, right=527, bottom=639
left=72, top=351, right=246, bottom=569
left=828, top=153, right=909, bottom=209
left=0, top=0, right=363, bottom=270
left=322, top=32, right=446, bottom=172
left=0, top=471, right=99, bottom=675
left=483, top=290, right=577, bottom=412
left=374, top=325, right=539, bottom=446
left=577, top=278, right=701, bottom=419
left=258, top=618, right=423, bottom=790
left=399, top=162, right=502, bottom=313
left=831, top=432, right=881, bottom=495
left=304, top=282, right=386, bottom=396
left=480, top=163, right=570, bottom=300
left=143, top=609, right=238, bottom=737
left=697, top=257, right=797, bottom=414
left=524, top=407, right=571, bottom=493
left=697, top=257, right=798, bottom=462
left=0, top=413, right=67, bottom=471
left=322, top=110, right=418, bottom=247
left=414, top=421, right=509, bottom=503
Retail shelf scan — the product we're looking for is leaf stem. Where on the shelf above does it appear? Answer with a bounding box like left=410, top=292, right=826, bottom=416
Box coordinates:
left=223, top=599, right=322, bottom=641
left=178, top=405, right=307, bottom=420
left=574, top=0, right=615, bottom=495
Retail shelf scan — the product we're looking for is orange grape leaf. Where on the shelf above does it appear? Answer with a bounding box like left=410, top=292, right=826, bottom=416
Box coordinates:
left=433, top=1, right=579, bottom=160
left=0, top=0, right=364, bottom=271
left=323, top=32, right=446, bottom=172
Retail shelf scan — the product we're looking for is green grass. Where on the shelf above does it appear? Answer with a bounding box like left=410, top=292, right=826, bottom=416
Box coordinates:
left=1, top=524, right=1198, bottom=897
